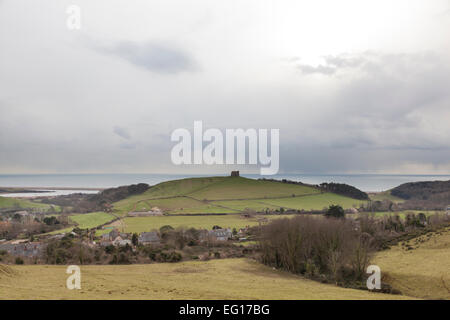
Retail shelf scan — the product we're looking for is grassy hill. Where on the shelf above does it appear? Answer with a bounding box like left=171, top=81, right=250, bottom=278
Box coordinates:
left=391, top=180, right=450, bottom=200
left=0, top=258, right=413, bottom=299
left=93, top=176, right=368, bottom=234
left=47, top=176, right=368, bottom=235
left=111, top=176, right=365, bottom=216
left=0, top=196, right=56, bottom=211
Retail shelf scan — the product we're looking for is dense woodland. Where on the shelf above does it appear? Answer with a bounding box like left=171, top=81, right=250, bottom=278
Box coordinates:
left=392, top=180, right=450, bottom=210
left=319, top=182, right=369, bottom=200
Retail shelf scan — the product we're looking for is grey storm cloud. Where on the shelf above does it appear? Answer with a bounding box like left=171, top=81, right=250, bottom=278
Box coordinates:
left=113, top=126, right=131, bottom=140
left=100, top=40, right=197, bottom=74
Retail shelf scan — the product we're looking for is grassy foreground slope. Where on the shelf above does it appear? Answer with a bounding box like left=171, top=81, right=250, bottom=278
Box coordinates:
left=374, top=226, right=450, bottom=300
left=0, top=259, right=412, bottom=300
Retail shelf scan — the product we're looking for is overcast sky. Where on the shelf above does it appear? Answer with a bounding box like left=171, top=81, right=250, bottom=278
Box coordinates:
left=1, top=0, right=450, bottom=175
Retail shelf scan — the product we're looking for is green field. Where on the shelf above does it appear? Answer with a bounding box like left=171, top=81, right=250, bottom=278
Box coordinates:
left=369, top=191, right=405, bottom=203
left=0, top=196, right=56, bottom=211
left=110, top=177, right=364, bottom=216
left=99, top=214, right=290, bottom=234
left=186, top=177, right=320, bottom=200
left=70, top=212, right=116, bottom=229
left=213, top=199, right=281, bottom=212
left=259, top=193, right=366, bottom=211
left=48, top=212, right=117, bottom=234
left=0, top=258, right=413, bottom=299
left=134, top=197, right=239, bottom=214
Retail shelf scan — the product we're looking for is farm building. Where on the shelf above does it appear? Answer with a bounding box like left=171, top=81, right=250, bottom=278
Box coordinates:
left=210, top=228, right=232, bottom=241
left=138, top=232, right=161, bottom=245
left=128, top=207, right=163, bottom=217
left=200, top=228, right=233, bottom=242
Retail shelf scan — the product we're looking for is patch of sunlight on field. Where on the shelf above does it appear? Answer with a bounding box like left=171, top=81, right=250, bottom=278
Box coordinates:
left=100, top=214, right=292, bottom=234
left=374, top=226, right=450, bottom=300
left=261, top=193, right=366, bottom=210
left=0, top=259, right=414, bottom=300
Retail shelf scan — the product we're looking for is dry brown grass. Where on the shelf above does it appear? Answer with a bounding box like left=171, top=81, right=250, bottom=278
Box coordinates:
left=374, top=226, right=450, bottom=300
left=0, top=259, right=414, bottom=300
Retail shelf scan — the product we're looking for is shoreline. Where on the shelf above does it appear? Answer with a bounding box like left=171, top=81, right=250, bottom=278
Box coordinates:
left=0, top=186, right=104, bottom=191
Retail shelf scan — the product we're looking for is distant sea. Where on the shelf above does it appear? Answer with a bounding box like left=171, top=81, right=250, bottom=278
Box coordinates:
left=1, top=173, right=450, bottom=197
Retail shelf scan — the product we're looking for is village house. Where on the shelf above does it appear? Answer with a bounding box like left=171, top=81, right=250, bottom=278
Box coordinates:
left=138, top=231, right=161, bottom=245
left=200, top=228, right=233, bottom=242
left=238, top=226, right=250, bottom=236
left=100, top=229, right=132, bottom=247
left=0, top=241, right=46, bottom=258
left=111, top=236, right=132, bottom=247
left=211, top=228, right=232, bottom=241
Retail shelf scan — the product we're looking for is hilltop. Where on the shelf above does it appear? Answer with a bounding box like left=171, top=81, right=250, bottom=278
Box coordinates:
left=111, top=176, right=366, bottom=216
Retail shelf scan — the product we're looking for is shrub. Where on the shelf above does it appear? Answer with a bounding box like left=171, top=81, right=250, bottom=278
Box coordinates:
left=159, top=251, right=182, bottom=262
left=15, top=257, right=24, bottom=265
left=104, top=245, right=115, bottom=254
left=160, top=225, right=174, bottom=234
left=325, top=205, right=345, bottom=219
left=132, top=233, right=138, bottom=246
